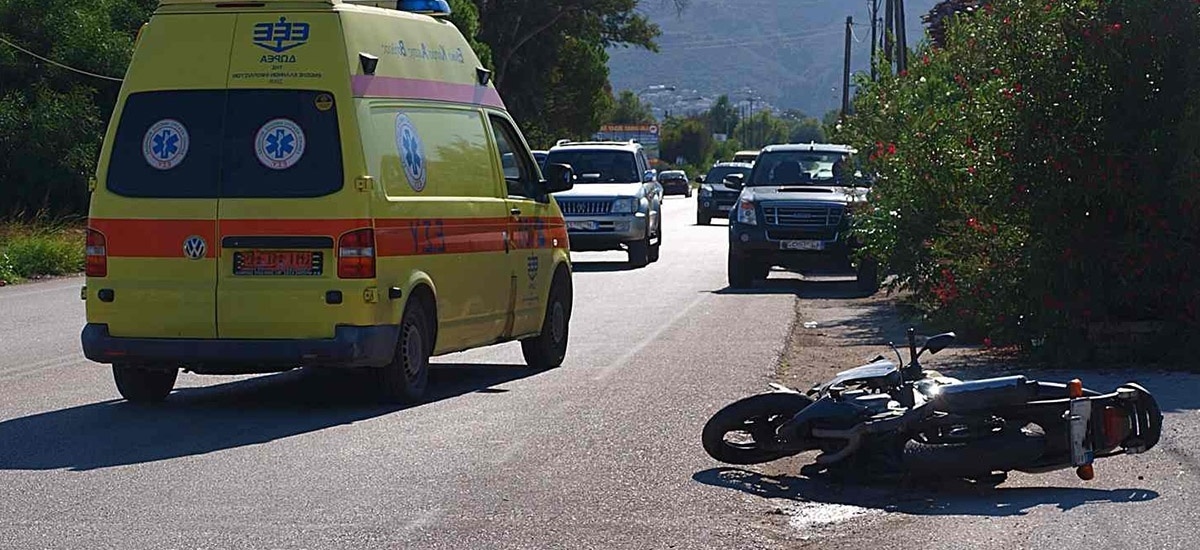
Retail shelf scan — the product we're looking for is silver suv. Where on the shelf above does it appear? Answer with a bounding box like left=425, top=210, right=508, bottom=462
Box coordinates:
left=546, top=140, right=664, bottom=267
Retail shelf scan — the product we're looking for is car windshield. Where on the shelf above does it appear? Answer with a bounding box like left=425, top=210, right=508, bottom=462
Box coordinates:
left=705, top=166, right=751, bottom=186
left=749, top=151, right=848, bottom=186
left=660, top=171, right=686, bottom=181
left=545, top=149, right=638, bottom=183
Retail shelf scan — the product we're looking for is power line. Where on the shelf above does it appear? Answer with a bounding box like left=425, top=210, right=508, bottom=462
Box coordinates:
left=0, top=36, right=124, bottom=83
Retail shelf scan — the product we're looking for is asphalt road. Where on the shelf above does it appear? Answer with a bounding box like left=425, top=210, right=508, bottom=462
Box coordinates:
left=0, top=196, right=801, bottom=549
left=3, top=195, right=1198, bottom=550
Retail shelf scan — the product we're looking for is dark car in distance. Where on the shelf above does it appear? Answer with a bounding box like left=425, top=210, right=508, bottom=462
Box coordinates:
left=659, top=170, right=691, bottom=197
left=695, top=161, right=754, bottom=225
left=725, top=143, right=878, bottom=292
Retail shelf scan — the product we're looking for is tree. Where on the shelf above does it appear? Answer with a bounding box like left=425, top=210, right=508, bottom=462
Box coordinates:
left=781, top=109, right=826, bottom=143
left=707, top=94, right=739, bottom=137
left=608, top=90, right=654, bottom=124
left=659, top=116, right=713, bottom=166
left=447, top=0, right=492, bottom=68
left=734, top=110, right=790, bottom=149
left=840, top=0, right=1200, bottom=359
left=0, top=0, right=156, bottom=217
left=471, top=0, right=685, bottom=147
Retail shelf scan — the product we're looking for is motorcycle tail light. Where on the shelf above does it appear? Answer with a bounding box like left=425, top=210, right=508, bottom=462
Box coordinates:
left=1103, top=406, right=1131, bottom=449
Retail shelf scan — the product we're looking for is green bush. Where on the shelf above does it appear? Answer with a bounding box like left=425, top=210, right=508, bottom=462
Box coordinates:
left=840, top=0, right=1200, bottom=359
left=3, top=233, right=83, bottom=277
left=0, top=252, right=17, bottom=284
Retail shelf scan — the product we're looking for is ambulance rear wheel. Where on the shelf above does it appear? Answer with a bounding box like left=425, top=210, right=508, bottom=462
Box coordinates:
left=522, top=272, right=571, bottom=369
left=379, top=298, right=431, bottom=404
left=112, top=364, right=177, bottom=403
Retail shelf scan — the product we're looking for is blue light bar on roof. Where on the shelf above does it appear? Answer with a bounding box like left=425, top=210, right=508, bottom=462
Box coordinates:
left=397, top=0, right=452, bottom=16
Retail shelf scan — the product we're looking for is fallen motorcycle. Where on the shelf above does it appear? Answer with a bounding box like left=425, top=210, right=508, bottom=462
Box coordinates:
left=702, top=329, right=1162, bottom=483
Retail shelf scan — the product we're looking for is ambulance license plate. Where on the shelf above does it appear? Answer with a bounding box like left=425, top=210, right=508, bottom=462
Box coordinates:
left=781, top=240, right=823, bottom=251
left=234, top=251, right=323, bottom=276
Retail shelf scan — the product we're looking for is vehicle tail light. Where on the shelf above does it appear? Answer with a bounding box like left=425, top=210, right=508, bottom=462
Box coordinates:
left=86, top=229, right=107, bottom=277
left=338, top=228, right=375, bottom=279
left=1103, top=406, right=1130, bottom=449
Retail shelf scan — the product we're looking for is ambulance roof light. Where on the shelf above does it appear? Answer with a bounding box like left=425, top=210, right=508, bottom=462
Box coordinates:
left=397, top=0, right=451, bottom=16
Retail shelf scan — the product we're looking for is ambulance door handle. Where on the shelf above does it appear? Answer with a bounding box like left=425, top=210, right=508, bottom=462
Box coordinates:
left=510, top=208, right=522, bottom=217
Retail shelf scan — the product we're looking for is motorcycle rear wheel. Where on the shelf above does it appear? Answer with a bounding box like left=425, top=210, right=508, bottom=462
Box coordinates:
left=702, top=392, right=815, bottom=465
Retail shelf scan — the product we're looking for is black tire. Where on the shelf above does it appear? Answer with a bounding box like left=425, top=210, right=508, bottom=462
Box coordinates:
left=685, top=188, right=693, bottom=198
left=521, top=272, right=571, bottom=369
left=902, top=431, right=1046, bottom=478
left=648, top=221, right=661, bottom=263
left=753, top=262, right=771, bottom=281
left=727, top=250, right=756, bottom=288
left=113, top=364, right=177, bottom=403
left=856, top=258, right=880, bottom=294
left=702, top=392, right=815, bottom=465
left=697, top=212, right=711, bottom=226
left=628, top=237, right=650, bottom=267
left=379, top=298, right=432, bottom=404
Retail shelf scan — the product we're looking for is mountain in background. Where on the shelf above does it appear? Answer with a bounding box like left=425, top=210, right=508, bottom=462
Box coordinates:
left=607, top=0, right=939, bottom=118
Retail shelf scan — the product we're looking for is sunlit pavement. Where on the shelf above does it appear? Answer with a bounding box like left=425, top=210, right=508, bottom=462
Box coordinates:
left=3, top=196, right=1196, bottom=549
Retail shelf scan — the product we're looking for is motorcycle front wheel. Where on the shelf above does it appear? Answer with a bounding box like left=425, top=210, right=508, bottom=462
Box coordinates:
left=702, top=392, right=815, bottom=465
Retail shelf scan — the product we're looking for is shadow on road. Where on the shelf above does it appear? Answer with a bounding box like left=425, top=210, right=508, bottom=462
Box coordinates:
left=572, top=261, right=641, bottom=273
left=713, top=278, right=875, bottom=300
left=693, top=467, right=1158, bottom=517
left=0, top=363, right=539, bottom=472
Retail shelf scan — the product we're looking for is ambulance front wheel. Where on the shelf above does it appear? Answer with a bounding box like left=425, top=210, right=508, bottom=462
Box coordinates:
left=112, top=364, right=177, bottom=403
left=522, top=272, right=571, bottom=369
left=379, top=297, right=432, bottom=404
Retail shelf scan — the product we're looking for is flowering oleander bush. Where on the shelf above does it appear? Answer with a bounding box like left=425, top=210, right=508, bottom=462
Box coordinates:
left=840, top=0, right=1200, bottom=360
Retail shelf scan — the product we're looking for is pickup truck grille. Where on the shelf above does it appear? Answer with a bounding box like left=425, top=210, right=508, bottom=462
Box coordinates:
left=762, top=203, right=844, bottom=228
left=558, top=200, right=611, bottom=216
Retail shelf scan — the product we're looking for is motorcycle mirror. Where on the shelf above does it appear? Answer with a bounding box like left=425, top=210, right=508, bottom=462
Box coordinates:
left=919, top=332, right=958, bottom=357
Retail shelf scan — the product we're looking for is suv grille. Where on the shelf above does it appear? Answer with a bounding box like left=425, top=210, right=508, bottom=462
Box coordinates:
left=762, top=203, right=844, bottom=228
left=558, top=200, right=612, bottom=216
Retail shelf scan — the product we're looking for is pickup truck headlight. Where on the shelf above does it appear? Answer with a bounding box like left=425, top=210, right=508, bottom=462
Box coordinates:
left=736, top=198, right=757, bottom=225
left=611, top=197, right=638, bottom=214
left=699, top=185, right=713, bottom=198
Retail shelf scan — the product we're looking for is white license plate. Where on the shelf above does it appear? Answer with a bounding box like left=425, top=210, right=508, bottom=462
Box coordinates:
left=566, top=221, right=597, bottom=231
left=781, top=240, right=823, bottom=251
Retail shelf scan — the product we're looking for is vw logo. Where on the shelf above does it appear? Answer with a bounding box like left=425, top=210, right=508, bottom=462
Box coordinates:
left=183, top=236, right=207, bottom=260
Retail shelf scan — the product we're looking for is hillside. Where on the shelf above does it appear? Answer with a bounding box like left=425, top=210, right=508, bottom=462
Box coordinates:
left=607, top=0, right=940, bottom=118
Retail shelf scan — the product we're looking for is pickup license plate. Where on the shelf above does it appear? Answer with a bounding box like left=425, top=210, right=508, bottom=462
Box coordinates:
left=234, top=251, right=323, bottom=276
left=781, top=240, right=823, bottom=251
left=566, top=221, right=598, bottom=231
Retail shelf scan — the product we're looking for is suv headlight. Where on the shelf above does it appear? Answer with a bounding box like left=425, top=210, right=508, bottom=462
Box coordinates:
left=611, top=197, right=638, bottom=214
left=699, top=185, right=713, bottom=198
left=736, top=198, right=757, bottom=225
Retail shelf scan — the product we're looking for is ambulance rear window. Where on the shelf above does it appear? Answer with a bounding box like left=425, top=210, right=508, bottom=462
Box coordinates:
left=107, top=89, right=343, bottom=198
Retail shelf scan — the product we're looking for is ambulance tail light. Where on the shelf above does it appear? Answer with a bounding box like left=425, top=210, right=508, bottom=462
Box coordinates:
left=397, top=0, right=452, bottom=16
left=86, top=229, right=107, bottom=278
left=338, top=229, right=376, bottom=279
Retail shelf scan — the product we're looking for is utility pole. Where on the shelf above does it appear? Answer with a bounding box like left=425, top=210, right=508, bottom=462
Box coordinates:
left=884, top=0, right=894, bottom=66
left=896, top=0, right=908, bottom=73
left=870, top=0, right=879, bottom=81
left=748, top=97, right=756, bottom=148
left=842, top=16, right=852, bottom=117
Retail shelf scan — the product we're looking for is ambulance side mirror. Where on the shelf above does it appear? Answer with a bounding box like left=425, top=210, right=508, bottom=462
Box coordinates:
left=543, top=163, right=574, bottom=194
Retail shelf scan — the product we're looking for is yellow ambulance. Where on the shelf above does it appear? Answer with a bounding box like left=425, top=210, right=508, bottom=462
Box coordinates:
left=81, top=0, right=575, bottom=404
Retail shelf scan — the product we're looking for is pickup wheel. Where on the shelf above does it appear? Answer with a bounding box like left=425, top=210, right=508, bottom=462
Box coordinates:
left=856, top=258, right=880, bottom=294
left=379, top=298, right=432, bottom=404
left=113, top=364, right=177, bottom=403
left=728, top=251, right=755, bottom=289
left=628, top=237, right=650, bottom=267
left=697, top=212, right=711, bottom=226
left=521, top=271, right=572, bottom=369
